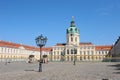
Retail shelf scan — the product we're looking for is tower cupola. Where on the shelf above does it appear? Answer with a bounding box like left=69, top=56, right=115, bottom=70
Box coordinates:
left=67, top=16, right=79, bottom=34
left=66, top=16, right=80, bottom=46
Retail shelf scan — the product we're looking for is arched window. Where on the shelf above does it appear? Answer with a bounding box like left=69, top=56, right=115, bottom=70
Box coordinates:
left=70, top=28, right=73, bottom=31
left=67, top=49, right=69, bottom=54
left=80, top=56, right=82, bottom=60
left=71, top=37, right=73, bottom=42
left=71, top=56, right=73, bottom=61
left=71, top=49, right=73, bottom=54
left=84, top=51, right=86, bottom=55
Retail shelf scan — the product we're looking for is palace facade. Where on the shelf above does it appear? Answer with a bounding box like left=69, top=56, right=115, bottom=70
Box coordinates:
left=0, top=17, right=112, bottom=62
left=52, top=17, right=112, bottom=61
left=0, top=40, right=52, bottom=62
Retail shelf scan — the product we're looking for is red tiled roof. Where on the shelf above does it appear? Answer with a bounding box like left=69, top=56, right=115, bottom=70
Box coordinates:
left=80, top=42, right=93, bottom=45
left=0, top=40, right=52, bottom=51
left=95, top=45, right=112, bottom=51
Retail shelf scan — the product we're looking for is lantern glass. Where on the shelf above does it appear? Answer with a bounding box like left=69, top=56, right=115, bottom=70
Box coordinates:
left=35, top=34, right=47, bottom=47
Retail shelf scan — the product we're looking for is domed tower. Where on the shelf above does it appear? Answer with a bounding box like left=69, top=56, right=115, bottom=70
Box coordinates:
left=66, top=16, right=80, bottom=46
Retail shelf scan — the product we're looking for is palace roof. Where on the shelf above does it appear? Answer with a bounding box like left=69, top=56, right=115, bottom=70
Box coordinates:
left=79, top=42, right=93, bottom=45
left=95, top=45, right=112, bottom=51
left=0, top=40, right=52, bottom=51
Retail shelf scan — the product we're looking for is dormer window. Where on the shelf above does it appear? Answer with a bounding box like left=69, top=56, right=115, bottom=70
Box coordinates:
left=70, top=28, right=73, bottom=31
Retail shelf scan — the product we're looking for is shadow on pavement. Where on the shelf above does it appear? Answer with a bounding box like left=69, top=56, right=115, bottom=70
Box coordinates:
left=107, top=63, right=120, bottom=74
left=113, top=72, right=120, bottom=74
left=24, top=69, right=34, bottom=71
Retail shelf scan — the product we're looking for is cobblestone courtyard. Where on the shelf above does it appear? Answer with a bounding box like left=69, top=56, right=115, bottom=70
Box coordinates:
left=0, top=62, right=120, bottom=80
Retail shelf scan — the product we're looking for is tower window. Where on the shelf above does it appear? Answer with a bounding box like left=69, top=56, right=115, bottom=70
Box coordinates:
left=71, top=37, right=73, bottom=42
left=70, top=28, right=73, bottom=31
left=75, top=28, right=77, bottom=32
left=75, top=37, right=77, bottom=42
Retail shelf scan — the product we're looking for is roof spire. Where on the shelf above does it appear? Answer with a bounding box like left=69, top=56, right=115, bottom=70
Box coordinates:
left=70, top=16, right=75, bottom=27
left=72, top=16, right=74, bottom=21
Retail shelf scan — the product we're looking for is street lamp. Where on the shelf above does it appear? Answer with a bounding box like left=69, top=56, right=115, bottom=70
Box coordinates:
left=35, top=34, right=47, bottom=72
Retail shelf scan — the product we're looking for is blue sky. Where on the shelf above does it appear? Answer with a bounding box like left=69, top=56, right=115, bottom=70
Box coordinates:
left=0, top=0, right=120, bottom=47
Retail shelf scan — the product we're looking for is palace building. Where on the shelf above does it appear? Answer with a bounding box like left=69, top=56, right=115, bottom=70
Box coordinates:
left=0, top=40, right=52, bottom=62
left=0, top=17, right=112, bottom=62
left=52, top=16, right=112, bottom=61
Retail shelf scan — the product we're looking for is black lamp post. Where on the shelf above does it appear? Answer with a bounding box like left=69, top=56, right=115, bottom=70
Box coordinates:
left=35, top=34, right=47, bottom=72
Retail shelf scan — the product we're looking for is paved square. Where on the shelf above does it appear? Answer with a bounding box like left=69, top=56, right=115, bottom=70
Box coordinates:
left=0, top=62, right=120, bottom=80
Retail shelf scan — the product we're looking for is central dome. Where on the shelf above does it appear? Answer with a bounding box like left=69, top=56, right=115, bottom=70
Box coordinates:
left=66, top=16, right=79, bottom=34
left=67, top=27, right=79, bottom=34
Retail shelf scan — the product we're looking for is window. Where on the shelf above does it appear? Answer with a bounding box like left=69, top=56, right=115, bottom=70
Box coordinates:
left=99, top=56, right=101, bottom=59
left=87, top=51, right=90, bottom=55
left=84, top=56, right=86, bottom=60
left=71, top=56, right=73, bottom=61
left=70, top=28, right=73, bottom=31
left=75, top=28, right=77, bottom=32
left=58, top=52, right=59, bottom=55
left=54, top=52, right=56, bottom=55
left=75, top=49, right=77, bottom=54
left=84, top=51, right=86, bottom=55
left=75, top=37, right=77, bottom=42
left=71, top=49, right=73, bottom=54
left=102, top=51, right=104, bottom=54
left=80, top=56, right=82, bottom=60
left=71, top=37, right=73, bottom=42
left=92, top=56, right=94, bottom=60
left=99, top=51, right=101, bottom=55
left=96, top=56, right=98, bottom=60
left=84, top=47, right=86, bottom=49
left=106, top=51, right=108, bottom=54
left=91, top=47, right=94, bottom=49
left=88, top=56, right=90, bottom=59
left=91, top=51, right=94, bottom=55
left=67, top=49, right=69, bottom=54
left=80, top=51, right=82, bottom=55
